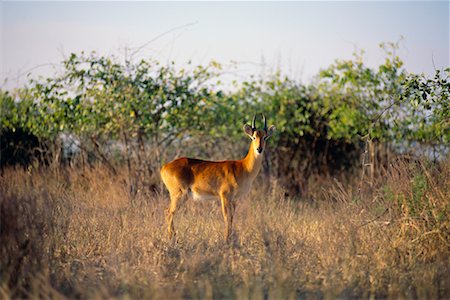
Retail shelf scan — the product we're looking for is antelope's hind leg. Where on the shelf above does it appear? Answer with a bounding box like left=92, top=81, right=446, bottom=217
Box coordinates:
left=165, top=187, right=186, bottom=238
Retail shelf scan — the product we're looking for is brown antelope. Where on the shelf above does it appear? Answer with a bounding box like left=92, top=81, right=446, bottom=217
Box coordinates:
left=160, top=114, right=275, bottom=241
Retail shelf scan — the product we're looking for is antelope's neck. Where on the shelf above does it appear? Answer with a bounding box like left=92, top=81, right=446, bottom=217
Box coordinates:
left=242, top=142, right=263, bottom=179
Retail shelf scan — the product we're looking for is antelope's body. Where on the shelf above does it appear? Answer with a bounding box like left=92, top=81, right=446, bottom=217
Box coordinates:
left=160, top=114, right=275, bottom=240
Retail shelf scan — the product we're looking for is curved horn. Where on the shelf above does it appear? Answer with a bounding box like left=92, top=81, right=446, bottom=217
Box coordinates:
left=252, top=114, right=257, bottom=130
left=263, top=114, right=267, bottom=131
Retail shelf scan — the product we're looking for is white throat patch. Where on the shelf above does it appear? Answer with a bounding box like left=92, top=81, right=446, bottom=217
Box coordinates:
left=254, top=147, right=263, bottom=157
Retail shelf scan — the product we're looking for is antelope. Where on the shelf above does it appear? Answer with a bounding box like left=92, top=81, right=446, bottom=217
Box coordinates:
left=160, top=114, right=276, bottom=241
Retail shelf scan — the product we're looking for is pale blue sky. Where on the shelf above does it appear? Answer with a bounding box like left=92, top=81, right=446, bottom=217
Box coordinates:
left=1, top=1, right=449, bottom=89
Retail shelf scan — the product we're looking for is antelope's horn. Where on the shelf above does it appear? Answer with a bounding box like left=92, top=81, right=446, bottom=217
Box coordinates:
left=263, top=114, right=267, bottom=131
left=252, top=114, right=257, bottom=130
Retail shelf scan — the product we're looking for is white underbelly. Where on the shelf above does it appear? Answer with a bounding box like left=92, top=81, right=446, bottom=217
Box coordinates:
left=189, top=182, right=251, bottom=201
left=190, top=191, right=219, bottom=202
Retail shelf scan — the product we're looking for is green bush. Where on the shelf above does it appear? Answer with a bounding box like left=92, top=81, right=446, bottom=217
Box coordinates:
left=1, top=42, right=448, bottom=195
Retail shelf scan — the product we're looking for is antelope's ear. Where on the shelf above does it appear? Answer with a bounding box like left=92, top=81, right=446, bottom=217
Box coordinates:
left=243, top=124, right=255, bottom=139
left=266, top=125, right=276, bottom=138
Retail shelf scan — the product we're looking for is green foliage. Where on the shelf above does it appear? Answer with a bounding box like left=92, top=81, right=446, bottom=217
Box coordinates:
left=1, top=43, right=448, bottom=184
left=1, top=90, right=37, bottom=133
left=318, top=43, right=407, bottom=141
left=410, top=171, right=428, bottom=215
left=26, top=53, right=221, bottom=144
left=401, top=68, right=450, bottom=144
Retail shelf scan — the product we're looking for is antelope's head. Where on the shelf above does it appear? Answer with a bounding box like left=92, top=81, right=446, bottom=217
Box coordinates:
left=243, top=114, right=276, bottom=155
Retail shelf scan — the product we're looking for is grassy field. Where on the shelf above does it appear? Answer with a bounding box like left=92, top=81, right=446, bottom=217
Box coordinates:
left=1, top=159, right=449, bottom=299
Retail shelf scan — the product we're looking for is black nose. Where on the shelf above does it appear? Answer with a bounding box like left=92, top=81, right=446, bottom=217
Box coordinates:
left=257, top=147, right=263, bottom=153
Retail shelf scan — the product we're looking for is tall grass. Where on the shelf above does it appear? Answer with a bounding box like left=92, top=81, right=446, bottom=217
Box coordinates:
left=1, top=158, right=448, bottom=299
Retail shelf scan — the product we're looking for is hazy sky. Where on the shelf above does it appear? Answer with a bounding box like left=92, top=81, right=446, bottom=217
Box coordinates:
left=1, top=1, right=449, bottom=89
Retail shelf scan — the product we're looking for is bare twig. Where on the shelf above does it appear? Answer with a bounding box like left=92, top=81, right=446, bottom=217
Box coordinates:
left=90, top=136, right=117, bottom=176
left=129, top=21, right=198, bottom=59
left=357, top=208, right=389, bottom=228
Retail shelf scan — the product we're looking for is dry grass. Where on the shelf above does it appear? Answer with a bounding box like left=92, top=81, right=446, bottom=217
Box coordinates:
left=1, top=159, right=449, bottom=299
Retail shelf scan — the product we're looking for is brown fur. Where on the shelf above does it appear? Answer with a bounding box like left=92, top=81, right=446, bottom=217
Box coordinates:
left=160, top=127, right=274, bottom=241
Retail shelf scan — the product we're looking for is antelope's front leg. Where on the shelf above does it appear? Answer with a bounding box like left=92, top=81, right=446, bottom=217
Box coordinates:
left=220, top=193, right=234, bottom=241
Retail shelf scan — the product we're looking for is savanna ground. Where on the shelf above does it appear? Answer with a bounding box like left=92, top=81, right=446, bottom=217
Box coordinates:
left=1, top=157, right=448, bottom=299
